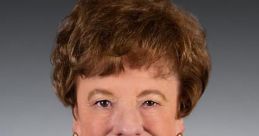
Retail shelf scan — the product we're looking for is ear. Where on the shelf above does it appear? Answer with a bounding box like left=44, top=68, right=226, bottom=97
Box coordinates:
left=175, top=118, right=185, bottom=135
left=72, top=106, right=81, bottom=135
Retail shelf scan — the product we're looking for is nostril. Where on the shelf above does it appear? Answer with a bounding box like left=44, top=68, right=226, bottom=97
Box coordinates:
left=116, top=132, right=141, bottom=136
left=114, top=125, right=143, bottom=135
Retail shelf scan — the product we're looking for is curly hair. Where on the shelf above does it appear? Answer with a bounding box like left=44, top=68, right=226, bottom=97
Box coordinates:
left=51, top=0, right=211, bottom=118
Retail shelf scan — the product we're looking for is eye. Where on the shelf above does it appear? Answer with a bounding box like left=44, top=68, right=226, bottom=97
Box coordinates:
left=94, top=100, right=112, bottom=108
left=142, top=100, right=159, bottom=108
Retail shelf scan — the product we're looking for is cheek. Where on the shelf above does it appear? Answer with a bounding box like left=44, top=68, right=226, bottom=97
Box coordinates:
left=141, top=108, right=177, bottom=135
left=78, top=105, right=111, bottom=136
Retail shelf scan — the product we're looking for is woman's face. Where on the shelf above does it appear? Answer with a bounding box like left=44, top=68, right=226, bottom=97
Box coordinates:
left=73, top=68, right=184, bottom=136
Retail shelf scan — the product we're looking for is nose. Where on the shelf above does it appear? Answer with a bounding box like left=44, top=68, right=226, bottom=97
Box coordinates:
left=109, top=107, right=144, bottom=136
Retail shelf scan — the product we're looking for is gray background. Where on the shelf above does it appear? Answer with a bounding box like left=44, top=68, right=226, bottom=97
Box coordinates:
left=0, top=0, right=258, bottom=136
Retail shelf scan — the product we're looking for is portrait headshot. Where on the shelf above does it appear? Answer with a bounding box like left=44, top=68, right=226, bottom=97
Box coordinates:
left=0, top=0, right=258, bottom=136
left=50, top=0, right=211, bottom=135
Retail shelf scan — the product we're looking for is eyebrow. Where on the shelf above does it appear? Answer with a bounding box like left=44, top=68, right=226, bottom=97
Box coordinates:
left=87, top=88, right=168, bottom=101
left=88, top=88, right=114, bottom=101
left=137, top=89, right=168, bottom=101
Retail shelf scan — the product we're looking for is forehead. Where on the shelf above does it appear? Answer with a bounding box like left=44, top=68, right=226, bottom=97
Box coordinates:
left=76, top=67, right=179, bottom=95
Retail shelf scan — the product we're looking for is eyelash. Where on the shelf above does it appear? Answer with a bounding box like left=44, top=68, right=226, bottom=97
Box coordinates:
left=142, top=100, right=160, bottom=108
left=94, top=100, right=112, bottom=108
left=94, top=100, right=160, bottom=109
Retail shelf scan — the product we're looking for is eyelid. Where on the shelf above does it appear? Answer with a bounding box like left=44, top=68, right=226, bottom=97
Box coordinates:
left=90, top=96, right=114, bottom=103
left=137, top=90, right=168, bottom=102
left=93, top=99, right=113, bottom=109
left=141, top=100, right=161, bottom=108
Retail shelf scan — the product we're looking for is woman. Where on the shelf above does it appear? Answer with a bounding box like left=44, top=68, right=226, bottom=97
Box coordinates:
left=51, top=0, right=211, bottom=135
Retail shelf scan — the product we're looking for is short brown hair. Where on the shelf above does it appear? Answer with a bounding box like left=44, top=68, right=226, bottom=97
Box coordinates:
left=51, top=0, right=211, bottom=118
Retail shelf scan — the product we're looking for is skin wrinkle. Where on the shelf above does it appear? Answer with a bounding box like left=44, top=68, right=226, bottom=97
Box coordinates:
left=74, top=68, right=181, bottom=135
